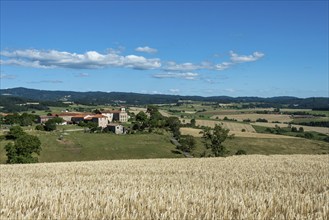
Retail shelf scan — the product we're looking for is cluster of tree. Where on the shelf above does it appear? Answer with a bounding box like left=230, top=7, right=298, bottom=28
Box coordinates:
left=255, top=108, right=280, bottom=114
left=132, top=106, right=181, bottom=138
left=256, top=118, right=268, bottom=122
left=4, top=126, right=42, bottom=163
left=35, top=117, right=64, bottom=131
left=223, top=117, right=237, bottom=121
left=1, top=113, right=39, bottom=126
left=293, top=121, right=329, bottom=128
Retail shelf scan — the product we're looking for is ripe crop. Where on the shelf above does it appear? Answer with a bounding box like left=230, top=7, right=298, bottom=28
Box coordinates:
left=1, top=155, right=328, bottom=219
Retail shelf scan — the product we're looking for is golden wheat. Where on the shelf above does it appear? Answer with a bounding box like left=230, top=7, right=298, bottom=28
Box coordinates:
left=1, top=155, right=328, bottom=219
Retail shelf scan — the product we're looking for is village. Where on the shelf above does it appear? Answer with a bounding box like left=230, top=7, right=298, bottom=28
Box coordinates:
left=38, top=107, right=129, bottom=134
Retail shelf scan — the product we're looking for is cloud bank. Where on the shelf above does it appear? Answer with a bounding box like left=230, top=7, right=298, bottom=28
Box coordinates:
left=1, top=48, right=265, bottom=80
left=0, top=49, right=161, bottom=70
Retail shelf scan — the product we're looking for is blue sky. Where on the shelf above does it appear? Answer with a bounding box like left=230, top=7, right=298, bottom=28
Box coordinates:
left=1, top=0, right=328, bottom=98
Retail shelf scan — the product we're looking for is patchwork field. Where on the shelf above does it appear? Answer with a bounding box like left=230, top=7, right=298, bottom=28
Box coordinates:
left=1, top=155, right=328, bottom=219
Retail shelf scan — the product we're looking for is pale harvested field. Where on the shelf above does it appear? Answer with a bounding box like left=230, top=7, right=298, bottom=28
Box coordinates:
left=159, top=110, right=173, bottom=117
left=1, top=155, right=328, bottom=219
left=128, top=107, right=147, bottom=115
left=196, top=120, right=256, bottom=133
left=211, top=114, right=292, bottom=123
left=252, top=122, right=329, bottom=135
left=180, top=127, right=297, bottom=139
left=180, top=127, right=203, bottom=137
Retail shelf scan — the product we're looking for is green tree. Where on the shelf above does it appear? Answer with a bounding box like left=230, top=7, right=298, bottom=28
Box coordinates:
left=44, top=117, right=64, bottom=131
left=4, top=113, right=20, bottom=125
left=147, top=106, right=166, bottom=128
left=136, top=111, right=148, bottom=122
left=166, top=117, right=181, bottom=139
left=6, top=126, right=26, bottom=140
left=190, top=118, right=196, bottom=127
left=5, top=134, right=42, bottom=163
left=178, top=135, right=196, bottom=152
left=44, top=120, right=57, bottom=131
left=201, top=124, right=233, bottom=157
left=19, top=113, right=36, bottom=126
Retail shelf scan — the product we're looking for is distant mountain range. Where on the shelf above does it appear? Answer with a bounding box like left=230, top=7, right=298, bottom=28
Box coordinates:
left=1, top=87, right=328, bottom=109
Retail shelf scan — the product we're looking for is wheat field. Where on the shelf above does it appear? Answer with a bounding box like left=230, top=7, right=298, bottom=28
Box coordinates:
left=1, top=155, right=328, bottom=219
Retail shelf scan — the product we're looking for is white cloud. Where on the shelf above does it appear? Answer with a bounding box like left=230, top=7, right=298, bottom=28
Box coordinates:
left=163, top=61, right=204, bottom=72
left=135, top=46, right=158, bottom=54
left=229, top=51, right=264, bottom=63
left=153, top=72, right=199, bottom=80
left=0, top=74, right=16, bottom=79
left=169, top=89, right=180, bottom=93
left=27, top=80, right=63, bottom=84
left=0, top=49, right=161, bottom=70
left=214, top=62, right=232, bottom=71
left=224, top=88, right=236, bottom=93
left=75, top=73, right=89, bottom=77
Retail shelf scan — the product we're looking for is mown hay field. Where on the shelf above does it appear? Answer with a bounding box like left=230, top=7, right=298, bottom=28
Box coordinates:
left=1, top=155, right=328, bottom=219
left=196, top=120, right=256, bottom=133
left=210, top=113, right=292, bottom=123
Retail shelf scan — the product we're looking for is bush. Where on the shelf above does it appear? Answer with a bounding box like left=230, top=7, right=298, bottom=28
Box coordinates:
left=235, top=149, right=247, bottom=155
left=304, top=132, right=314, bottom=139
left=256, top=118, right=268, bottom=122
left=241, top=129, right=246, bottom=132
left=35, top=125, right=45, bottom=131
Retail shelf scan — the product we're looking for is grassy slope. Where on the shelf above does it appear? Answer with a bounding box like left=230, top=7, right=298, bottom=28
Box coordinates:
left=191, top=137, right=329, bottom=157
left=0, top=132, right=184, bottom=163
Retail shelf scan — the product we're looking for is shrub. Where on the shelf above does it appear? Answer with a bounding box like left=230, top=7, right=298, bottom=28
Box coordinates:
left=304, top=132, right=314, bottom=139
left=256, top=118, right=268, bottom=122
left=235, top=149, right=247, bottom=155
left=35, top=125, right=45, bottom=131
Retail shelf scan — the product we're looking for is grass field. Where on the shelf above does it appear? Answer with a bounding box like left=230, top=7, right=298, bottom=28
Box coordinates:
left=0, top=132, right=183, bottom=164
left=251, top=122, right=329, bottom=135
left=179, top=128, right=329, bottom=156
left=1, top=155, right=328, bottom=219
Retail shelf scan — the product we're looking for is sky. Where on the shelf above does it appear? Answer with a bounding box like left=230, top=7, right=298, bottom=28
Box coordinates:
left=0, top=0, right=328, bottom=98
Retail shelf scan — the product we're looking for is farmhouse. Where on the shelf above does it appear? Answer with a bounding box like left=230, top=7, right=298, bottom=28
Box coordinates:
left=107, top=124, right=125, bottom=134
left=37, top=115, right=56, bottom=124
left=84, top=114, right=108, bottom=128
left=101, top=107, right=128, bottom=123
left=55, top=112, right=92, bottom=122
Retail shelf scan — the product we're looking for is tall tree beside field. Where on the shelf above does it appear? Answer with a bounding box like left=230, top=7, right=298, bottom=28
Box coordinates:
left=201, top=124, right=233, bottom=157
left=178, top=135, right=196, bottom=152
left=5, top=134, right=42, bottom=163
left=6, top=126, right=26, bottom=140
